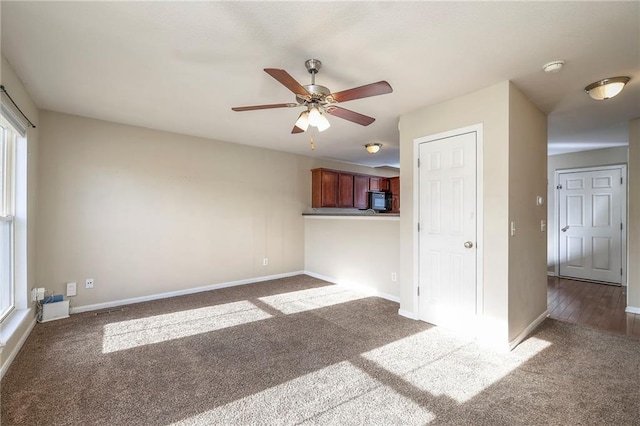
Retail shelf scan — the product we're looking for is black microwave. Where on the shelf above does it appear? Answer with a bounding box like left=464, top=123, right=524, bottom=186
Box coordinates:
left=368, top=191, right=391, bottom=212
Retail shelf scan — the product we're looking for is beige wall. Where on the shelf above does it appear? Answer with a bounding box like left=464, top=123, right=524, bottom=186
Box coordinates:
left=399, top=81, right=511, bottom=343
left=546, top=146, right=628, bottom=274
left=507, top=83, right=548, bottom=341
left=628, top=118, right=640, bottom=310
left=1, top=55, right=39, bottom=372
left=304, top=217, right=400, bottom=300
left=398, top=81, right=548, bottom=347
left=36, top=110, right=393, bottom=309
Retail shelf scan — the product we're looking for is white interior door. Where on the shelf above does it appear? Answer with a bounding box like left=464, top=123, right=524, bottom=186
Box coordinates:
left=418, top=131, right=477, bottom=329
left=558, top=168, right=623, bottom=284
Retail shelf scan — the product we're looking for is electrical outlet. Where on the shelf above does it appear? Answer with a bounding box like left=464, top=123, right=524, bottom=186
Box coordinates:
left=263, top=258, right=269, bottom=266
left=391, top=272, right=397, bottom=282
left=510, top=221, right=516, bottom=237
left=66, top=282, right=77, bottom=297
left=541, top=220, right=546, bottom=232
left=85, top=278, right=94, bottom=289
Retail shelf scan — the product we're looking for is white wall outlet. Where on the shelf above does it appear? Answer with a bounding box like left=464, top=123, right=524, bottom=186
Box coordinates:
left=262, top=258, right=269, bottom=266
left=391, top=272, right=397, bottom=282
left=85, top=278, right=94, bottom=289
left=66, top=282, right=77, bottom=297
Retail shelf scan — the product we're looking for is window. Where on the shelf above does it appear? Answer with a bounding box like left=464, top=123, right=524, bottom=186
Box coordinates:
left=0, top=122, right=17, bottom=321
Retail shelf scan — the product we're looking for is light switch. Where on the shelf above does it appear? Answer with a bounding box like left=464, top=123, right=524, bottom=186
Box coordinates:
left=510, top=221, right=516, bottom=236
left=541, top=220, right=546, bottom=232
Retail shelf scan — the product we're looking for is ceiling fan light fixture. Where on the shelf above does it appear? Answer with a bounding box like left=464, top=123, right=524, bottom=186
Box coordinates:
left=316, top=113, right=331, bottom=132
left=365, top=143, right=382, bottom=154
left=584, top=76, right=630, bottom=100
left=295, top=111, right=310, bottom=131
left=308, top=106, right=322, bottom=127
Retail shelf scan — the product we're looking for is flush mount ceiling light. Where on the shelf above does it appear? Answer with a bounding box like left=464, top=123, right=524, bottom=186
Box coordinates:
left=584, top=76, right=630, bottom=100
left=365, top=143, right=382, bottom=154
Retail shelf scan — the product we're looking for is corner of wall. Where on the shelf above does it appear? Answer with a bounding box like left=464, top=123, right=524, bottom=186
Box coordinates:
left=627, top=117, right=640, bottom=308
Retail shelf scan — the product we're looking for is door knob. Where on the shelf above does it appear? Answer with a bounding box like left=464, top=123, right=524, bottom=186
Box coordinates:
left=561, top=226, right=570, bottom=232
left=464, top=241, right=473, bottom=249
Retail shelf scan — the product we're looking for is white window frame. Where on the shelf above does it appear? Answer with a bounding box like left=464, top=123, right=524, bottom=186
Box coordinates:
left=0, top=122, right=17, bottom=322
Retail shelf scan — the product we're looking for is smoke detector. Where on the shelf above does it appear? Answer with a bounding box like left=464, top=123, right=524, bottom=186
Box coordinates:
left=543, top=60, right=565, bottom=73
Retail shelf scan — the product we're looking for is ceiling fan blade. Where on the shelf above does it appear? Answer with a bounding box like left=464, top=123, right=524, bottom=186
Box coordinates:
left=264, top=68, right=311, bottom=96
left=330, top=81, right=393, bottom=103
left=232, top=103, right=298, bottom=112
left=326, top=106, right=375, bottom=126
left=291, top=125, right=305, bottom=134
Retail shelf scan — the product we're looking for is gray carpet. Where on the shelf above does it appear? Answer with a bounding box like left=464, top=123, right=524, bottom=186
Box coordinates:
left=2, top=274, right=640, bottom=425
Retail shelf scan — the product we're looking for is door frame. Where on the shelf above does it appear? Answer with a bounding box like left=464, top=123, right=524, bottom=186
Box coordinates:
left=554, top=164, right=627, bottom=285
left=412, top=123, right=484, bottom=322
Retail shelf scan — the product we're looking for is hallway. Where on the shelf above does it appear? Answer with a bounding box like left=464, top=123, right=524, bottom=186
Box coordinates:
left=548, top=276, right=640, bottom=338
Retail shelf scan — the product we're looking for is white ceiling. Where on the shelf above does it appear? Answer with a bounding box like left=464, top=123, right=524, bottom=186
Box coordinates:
left=2, top=2, right=639, bottom=167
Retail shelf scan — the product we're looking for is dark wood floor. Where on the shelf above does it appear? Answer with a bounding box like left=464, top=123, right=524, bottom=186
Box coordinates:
left=548, top=276, right=640, bottom=338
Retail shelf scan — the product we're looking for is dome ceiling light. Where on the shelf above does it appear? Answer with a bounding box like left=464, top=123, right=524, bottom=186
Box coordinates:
left=584, top=77, right=630, bottom=100
left=365, top=143, right=382, bottom=154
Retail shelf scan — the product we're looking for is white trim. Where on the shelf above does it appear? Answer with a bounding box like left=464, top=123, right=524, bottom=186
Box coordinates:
left=555, top=164, right=627, bottom=284
left=0, top=93, right=29, bottom=137
left=508, top=310, right=548, bottom=351
left=398, top=309, right=418, bottom=320
left=547, top=271, right=557, bottom=277
left=70, top=271, right=305, bottom=314
left=0, top=310, right=36, bottom=380
left=413, top=124, right=484, bottom=323
left=625, top=306, right=640, bottom=315
left=304, top=270, right=400, bottom=303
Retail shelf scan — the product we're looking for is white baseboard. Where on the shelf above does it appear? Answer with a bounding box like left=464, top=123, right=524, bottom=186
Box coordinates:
left=303, top=271, right=400, bottom=303
left=398, top=309, right=418, bottom=320
left=625, top=306, right=640, bottom=315
left=1, top=316, right=36, bottom=380
left=547, top=271, right=557, bottom=277
left=508, top=310, right=549, bottom=351
left=70, top=271, right=305, bottom=314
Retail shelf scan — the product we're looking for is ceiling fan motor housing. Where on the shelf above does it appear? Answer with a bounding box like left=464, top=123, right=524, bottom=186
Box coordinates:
left=297, top=84, right=331, bottom=106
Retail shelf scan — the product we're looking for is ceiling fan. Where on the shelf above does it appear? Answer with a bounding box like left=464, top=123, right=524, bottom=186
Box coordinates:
left=232, top=59, right=393, bottom=134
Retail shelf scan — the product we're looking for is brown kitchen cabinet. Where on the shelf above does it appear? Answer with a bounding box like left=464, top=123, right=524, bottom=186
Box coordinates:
left=338, top=173, right=354, bottom=207
left=312, top=169, right=338, bottom=207
left=353, top=175, right=369, bottom=209
left=369, top=177, right=381, bottom=191
left=312, top=168, right=399, bottom=211
left=389, top=176, right=400, bottom=213
left=312, top=168, right=355, bottom=208
left=379, top=178, right=389, bottom=192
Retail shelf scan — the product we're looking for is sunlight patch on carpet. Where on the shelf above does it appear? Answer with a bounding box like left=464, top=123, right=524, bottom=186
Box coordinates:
left=102, top=301, right=271, bottom=353
left=258, top=285, right=368, bottom=315
left=362, top=328, right=552, bottom=403
left=171, top=361, right=434, bottom=425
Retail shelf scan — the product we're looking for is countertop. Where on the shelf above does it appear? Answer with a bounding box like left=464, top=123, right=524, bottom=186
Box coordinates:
left=302, top=208, right=399, bottom=218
